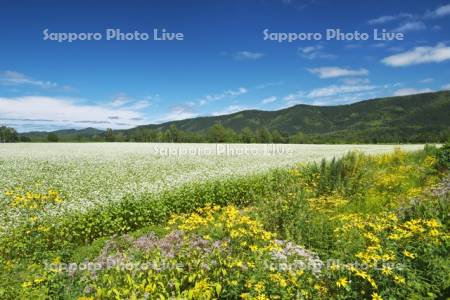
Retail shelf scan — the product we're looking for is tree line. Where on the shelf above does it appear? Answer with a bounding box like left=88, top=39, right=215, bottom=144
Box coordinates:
left=0, top=126, right=20, bottom=142
left=1, top=124, right=449, bottom=144
left=87, top=125, right=289, bottom=143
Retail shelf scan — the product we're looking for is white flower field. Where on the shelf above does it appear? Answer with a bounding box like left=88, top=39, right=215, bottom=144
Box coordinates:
left=0, top=143, right=423, bottom=236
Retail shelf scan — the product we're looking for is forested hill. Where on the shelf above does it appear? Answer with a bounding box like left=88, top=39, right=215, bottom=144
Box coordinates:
left=13, top=91, right=450, bottom=143
left=130, top=91, right=450, bottom=142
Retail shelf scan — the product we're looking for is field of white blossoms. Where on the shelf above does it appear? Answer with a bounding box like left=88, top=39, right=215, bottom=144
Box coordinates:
left=0, top=143, right=423, bottom=234
left=2, top=142, right=449, bottom=300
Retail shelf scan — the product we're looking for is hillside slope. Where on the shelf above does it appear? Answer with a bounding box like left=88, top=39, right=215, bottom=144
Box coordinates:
left=21, top=91, right=450, bottom=143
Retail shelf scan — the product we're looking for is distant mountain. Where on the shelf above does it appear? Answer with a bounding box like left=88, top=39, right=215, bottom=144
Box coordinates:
left=20, top=91, right=450, bottom=143
left=128, top=91, right=450, bottom=142
left=23, top=127, right=104, bottom=141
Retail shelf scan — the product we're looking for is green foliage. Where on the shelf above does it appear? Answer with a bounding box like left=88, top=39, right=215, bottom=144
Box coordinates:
left=47, top=132, right=59, bottom=142
left=18, top=91, right=450, bottom=143
left=104, top=128, right=114, bottom=142
left=0, top=167, right=296, bottom=261
left=436, top=142, right=450, bottom=170
left=0, top=125, right=19, bottom=142
left=298, top=152, right=369, bottom=197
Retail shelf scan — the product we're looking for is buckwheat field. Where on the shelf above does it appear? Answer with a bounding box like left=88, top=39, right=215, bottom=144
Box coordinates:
left=1, top=143, right=448, bottom=300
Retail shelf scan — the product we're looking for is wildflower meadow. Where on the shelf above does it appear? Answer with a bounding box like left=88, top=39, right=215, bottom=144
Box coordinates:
left=0, top=143, right=448, bottom=299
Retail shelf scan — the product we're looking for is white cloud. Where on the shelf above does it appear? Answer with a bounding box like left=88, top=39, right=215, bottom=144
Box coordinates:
left=0, top=70, right=60, bottom=89
left=156, top=106, right=198, bottom=123
left=381, top=43, right=450, bottom=67
left=233, top=51, right=264, bottom=60
left=392, top=21, right=426, bottom=32
left=369, top=4, right=450, bottom=33
left=309, top=91, right=379, bottom=106
left=298, top=45, right=335, bottom=59
left=419, top=78, right=434, bottom=83
left=341, top=78, right=371, bottom=85
left=212, top=105, right=249, bottom=116
left=425, top=4, right=450, bottom=18
left=255, top=81, right=283, bottom=89
left=261, top=96, right=277, bottom=104
left=109, top=93, right=153, bottom=110
left=393, top=88, right=433, bottom=96
left=442, top=83, right=450, bottom=90
left=279, top=99, right=306, bottom=109
left=197, top=87, right=248, bottom=106
left=307, top=85, right=375, bottom=98
left=283, top=91, right=305, bottom=102
left=227, top=87, right=248, bottom=96
left=0, top=96, right=147, bottom=131
left=128, top=100, right=151, bottom=110
left=371, top=43, right=386, bottom=48
left=368, top=13, right=413, bottom=24
left=308, top=67, right=369, bottom=79
left=388, top=46, right=405, bottom=52
left=111, top=92, right=131, bottom=107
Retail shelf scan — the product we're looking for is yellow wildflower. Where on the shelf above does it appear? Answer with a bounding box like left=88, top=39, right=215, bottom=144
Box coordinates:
left=336, top=277, right=349, bottom=288
left=403, top=250, right=415, bottom=259
left=372, top=293, right=383, bottom=300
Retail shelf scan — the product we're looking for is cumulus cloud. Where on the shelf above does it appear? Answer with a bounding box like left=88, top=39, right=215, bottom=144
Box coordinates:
left=442, top=83, right=450, bottom=90
left=0, top=96, right=147, bottom=131
left=381, top=43, right=450, bottom=67
left=393, top=88, right=433, bottom=96
left=233, top=51, right=264, bottom=60
left=307, top=67, right=369, bottom=79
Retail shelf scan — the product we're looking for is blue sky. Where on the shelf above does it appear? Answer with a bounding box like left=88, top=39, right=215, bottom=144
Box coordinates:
left=0, top=0, right=450, bottom=132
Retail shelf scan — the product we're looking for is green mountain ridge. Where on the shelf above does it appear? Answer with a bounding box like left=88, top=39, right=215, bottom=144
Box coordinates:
left=19, top=91, right=450, bottom=143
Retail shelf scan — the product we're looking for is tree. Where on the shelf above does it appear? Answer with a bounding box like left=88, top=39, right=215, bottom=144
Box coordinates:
left=207, top=123, right=228, bottom=143
left=290, top=131, right=306, bottom=144
left=240, top=127, right=255, bottom=143
left=20, top=135, right=31, bottom=142
left=164, top=125, right=180, bottom=142
left=255, top=128, right=272, bottom=143
left=105, top=128, right=115, bottom=142
left=271, top=129, right=284, bottom=143
left=0, top=126, right=19, bottom=142
left=47, top=132, right=59, bottom=142
left=114, top=132, right=126, bottom=142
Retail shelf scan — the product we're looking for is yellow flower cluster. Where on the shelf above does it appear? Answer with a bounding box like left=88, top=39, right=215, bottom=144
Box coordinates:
left=169, top=204, right=277, bottom=251
left=308, top=194, right=349, bottom=213
left=334, top=211, right=448, bottom=293
left=168, top=204, right=220, bottom=231
left=423, top=155, right=437, bottom=169
left=4, top=188, right=63, bottom=209
left=371, top=148, right=406, bottom=166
